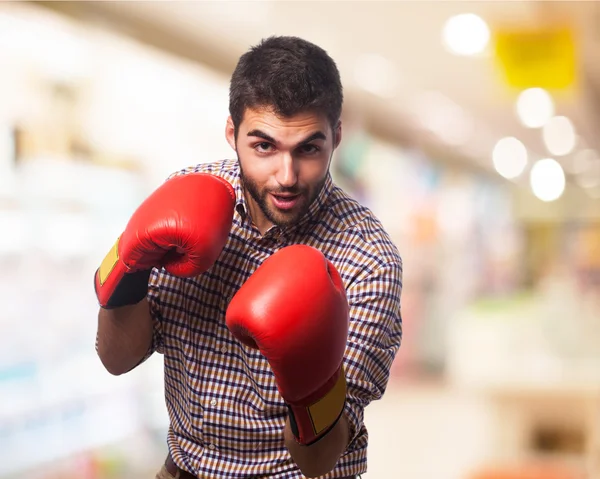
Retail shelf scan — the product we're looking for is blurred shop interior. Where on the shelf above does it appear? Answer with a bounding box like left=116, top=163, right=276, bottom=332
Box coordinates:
left=1, top=1, right=600, bottom=479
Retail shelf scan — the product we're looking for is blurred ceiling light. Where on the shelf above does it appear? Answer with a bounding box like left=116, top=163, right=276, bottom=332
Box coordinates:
left=542, top=116, right=576, bottom=156
left=442, top=13, right=490, bottom=56
left=516, top=88, right=554, bottom=128
left=353, top=53, right=399, bottom=99
left=416, top=90, right=474, bottom=146
left=570, top=148, right=598, bottom=175
left=574, top=153, right=600, bottom=189
left=576, top=174, right=600, bottom=189
left=530, top=158, right=565, bottom=202
left=492, top=137, right=528, bottom=179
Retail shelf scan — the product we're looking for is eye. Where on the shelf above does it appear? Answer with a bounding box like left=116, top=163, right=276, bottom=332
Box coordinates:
left=255, top=142, right=274, bottom=153
left=298, top=144, right=320, bottom=155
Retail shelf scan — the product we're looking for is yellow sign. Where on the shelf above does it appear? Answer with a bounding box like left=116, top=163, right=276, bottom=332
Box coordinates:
left=493, top=26, right=577, bottom=90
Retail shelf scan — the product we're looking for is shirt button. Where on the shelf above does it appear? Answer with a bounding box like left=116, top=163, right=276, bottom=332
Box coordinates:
left=208, top=444, right=216, bottom=450
left=209, top=399, right=217, bottom=406
left=221, top=346, right=227, bottom=353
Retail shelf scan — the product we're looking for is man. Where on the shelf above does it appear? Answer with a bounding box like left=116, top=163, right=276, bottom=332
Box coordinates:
left=94, top=36, right=403, bottom=479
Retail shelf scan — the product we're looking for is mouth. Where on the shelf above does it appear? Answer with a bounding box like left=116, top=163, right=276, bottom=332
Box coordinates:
left=270, top=193, right=301, bottom=211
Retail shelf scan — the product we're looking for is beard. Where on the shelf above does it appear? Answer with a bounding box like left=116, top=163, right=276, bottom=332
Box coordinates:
left=238, top=160, right=327, bottom=229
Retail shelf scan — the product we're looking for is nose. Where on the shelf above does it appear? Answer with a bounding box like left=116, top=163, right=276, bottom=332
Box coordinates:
left=275, top=153, right=298, bottom=189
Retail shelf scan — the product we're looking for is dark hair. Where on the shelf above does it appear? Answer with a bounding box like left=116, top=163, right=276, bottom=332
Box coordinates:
left=229, top=36, right=343, bottom=137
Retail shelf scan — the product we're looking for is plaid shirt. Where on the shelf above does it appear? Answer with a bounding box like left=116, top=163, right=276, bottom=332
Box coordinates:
left=144, top=159, right=402, bottom=478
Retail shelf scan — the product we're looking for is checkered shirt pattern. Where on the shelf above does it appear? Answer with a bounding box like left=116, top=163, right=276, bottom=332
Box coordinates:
left=143, top=159, right=402, bottom=478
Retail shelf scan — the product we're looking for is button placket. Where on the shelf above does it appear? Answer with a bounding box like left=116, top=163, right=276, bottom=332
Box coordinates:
left=203, top=398, right=220, bottom=454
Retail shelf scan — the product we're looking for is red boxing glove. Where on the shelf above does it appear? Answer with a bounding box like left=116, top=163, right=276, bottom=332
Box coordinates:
left=226, top=245, right=349, bottom=445
left=95, top=173, right=235, bottom=309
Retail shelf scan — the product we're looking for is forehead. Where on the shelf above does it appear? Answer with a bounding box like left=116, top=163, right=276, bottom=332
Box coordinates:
left=241, top=107, right=329, bottom=133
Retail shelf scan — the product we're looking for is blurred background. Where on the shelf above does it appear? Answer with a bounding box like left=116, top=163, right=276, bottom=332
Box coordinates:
left=1, top=1, right=600, bottom=478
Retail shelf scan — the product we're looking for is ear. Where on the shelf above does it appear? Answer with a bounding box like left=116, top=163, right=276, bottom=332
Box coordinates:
left=225, top=116, right=237, bottom=151
left=333, top=121, right=342, bottom=150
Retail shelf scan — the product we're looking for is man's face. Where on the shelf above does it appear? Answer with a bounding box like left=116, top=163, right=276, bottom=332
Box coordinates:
left=226, top=107, right=341, bottom=231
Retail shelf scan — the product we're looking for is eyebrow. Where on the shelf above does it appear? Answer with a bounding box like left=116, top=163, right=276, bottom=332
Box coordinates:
left=246, top=129, right=327, bottom=146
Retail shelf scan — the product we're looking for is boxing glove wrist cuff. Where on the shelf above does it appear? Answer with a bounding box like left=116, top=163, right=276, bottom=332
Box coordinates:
left=94, top=237, right=152, bottom=309
left=287, top=368, right=347, bottom=445
left=96, top=268, right=152, bottom=309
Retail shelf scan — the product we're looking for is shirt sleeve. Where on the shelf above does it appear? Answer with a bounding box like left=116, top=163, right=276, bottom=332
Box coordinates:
left=122, top=267, right=166, bottom=369
left=93, top=268, right=165, bottom=369
left=342, top=260, right=403, bottom=447
left=143, top=267, right=166, bottom=358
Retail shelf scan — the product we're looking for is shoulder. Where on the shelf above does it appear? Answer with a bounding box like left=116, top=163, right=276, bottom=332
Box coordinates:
left=329, top=185, right=401, bottom=268
left=311, top=185, right=402, bottom=288
left=167, top=159, right=239, bottom=182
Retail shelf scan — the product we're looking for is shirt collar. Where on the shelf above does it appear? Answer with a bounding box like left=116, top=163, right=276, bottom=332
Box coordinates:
left=230, top=163, right=248, bottom=220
